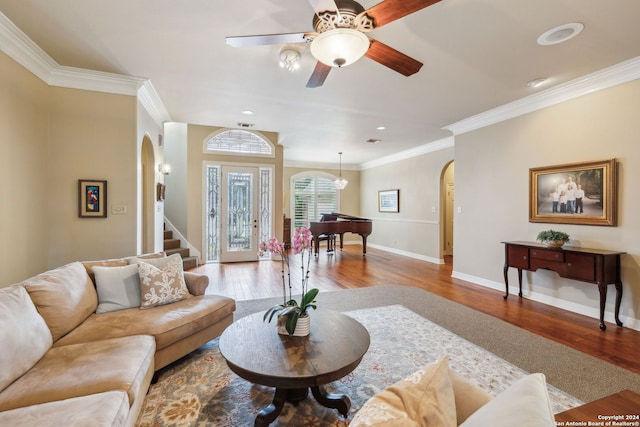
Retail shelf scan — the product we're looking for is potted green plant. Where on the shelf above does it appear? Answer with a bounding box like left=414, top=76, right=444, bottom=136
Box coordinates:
left=536, top=229, right=570, bottom=248
left=259, top=227, right=318, bottom=336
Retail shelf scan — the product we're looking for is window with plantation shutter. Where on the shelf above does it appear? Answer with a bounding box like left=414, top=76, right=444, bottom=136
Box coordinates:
left=291, top=173, right=339, bottom=229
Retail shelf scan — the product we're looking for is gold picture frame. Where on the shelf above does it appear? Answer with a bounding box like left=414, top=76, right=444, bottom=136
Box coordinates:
left=529, top=158, right=617, bottom=226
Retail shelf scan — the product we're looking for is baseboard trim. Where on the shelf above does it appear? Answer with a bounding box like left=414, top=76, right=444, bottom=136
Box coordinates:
left=451, top=270, right=639, bottom=332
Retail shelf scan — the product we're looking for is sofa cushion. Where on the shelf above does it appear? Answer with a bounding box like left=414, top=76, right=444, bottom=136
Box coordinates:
left=0, top=335, right=155, bottom=412
left=21, top=261, right=98, bottom=341
left=54, top=294, right=236, bottom=350
left=0, top=286, right=53, bottom=392
left=0, top=391, right=129, bottom=427
left=93, top=263, right=141, bottom=313
left=138, top=254, right=189, bottom=309
left=459, top=373, right=555, bottom=427
left=350, top=356, right=457, bottom=426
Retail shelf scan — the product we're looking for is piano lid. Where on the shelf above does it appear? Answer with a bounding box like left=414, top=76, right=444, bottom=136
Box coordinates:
left=320, top=212, right=371, bottom=222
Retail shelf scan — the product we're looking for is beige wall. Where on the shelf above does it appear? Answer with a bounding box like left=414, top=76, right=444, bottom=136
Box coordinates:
left=360, top=145, right=455, bottom=262
left=184, top=125, right=283, bottom=258
left=0, top=52, right=151, bottom=287
left=453, top=79, right=640, bottom=329
left=163, top=122, right=188, bottom=234
left=0, top=52, right=50, bottom=285
left=46, top=87, right=138, bottom=267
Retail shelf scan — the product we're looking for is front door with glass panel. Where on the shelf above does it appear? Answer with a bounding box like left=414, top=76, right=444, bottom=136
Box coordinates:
left=220, top=166, right=259, bottom=262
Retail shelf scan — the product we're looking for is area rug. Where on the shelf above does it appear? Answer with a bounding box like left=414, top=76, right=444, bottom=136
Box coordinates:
left=136, top=305, right=582, bottom=426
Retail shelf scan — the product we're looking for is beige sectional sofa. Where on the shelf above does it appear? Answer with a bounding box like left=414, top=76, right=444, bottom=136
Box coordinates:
left=0, top=253, right=235, bottom=427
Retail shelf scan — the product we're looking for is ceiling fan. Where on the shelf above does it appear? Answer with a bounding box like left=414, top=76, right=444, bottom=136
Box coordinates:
left=226, top=0, right=441, bottom=88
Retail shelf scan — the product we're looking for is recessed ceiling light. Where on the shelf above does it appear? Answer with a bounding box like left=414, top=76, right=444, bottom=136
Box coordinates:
left=241, top=110, right=254, bottom=115
left=537, top=23, right=584, bottom=46
left=376, top=126, right=386, bottom=130
left=367, top=138, right=381, bottom=144
left=527, top=78, right=547, bottom=88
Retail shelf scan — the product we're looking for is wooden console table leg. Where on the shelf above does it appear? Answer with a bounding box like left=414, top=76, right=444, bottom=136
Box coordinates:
left=517, top=268, right=523, bottom=297
left=503, top=264, right=509, bottom=299
left=598, top=283, right=608, bottom=331
left=614, top=280, right=624, bottom=327
left=311, top=385, right=350, bottom=417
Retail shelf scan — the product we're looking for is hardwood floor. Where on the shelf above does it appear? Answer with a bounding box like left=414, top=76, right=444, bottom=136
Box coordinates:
left=192, top=245, right=640, bottom=375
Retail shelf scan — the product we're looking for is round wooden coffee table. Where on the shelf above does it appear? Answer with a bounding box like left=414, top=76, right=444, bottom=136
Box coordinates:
left=219, top=309, right=370, bottom=426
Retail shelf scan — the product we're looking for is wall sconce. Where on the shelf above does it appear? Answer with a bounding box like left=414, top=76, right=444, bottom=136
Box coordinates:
left=158, top=163, right=171, bottom=175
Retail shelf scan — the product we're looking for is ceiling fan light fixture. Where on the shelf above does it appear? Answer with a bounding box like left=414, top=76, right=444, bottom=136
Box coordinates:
left=310, top=29, right=370, bottom=68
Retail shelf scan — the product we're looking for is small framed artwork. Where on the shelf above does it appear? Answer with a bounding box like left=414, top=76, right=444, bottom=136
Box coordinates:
left=529, top=158, right=617, bottom=226
left=157, top=183, right=166, bottom=201
left=78, top=179, right=107, bottom=218
left=378, top=189, right=400, bottom=213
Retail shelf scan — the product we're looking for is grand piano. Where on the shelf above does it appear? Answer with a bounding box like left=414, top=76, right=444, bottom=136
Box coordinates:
left=309, top=212, right=373, bottom=255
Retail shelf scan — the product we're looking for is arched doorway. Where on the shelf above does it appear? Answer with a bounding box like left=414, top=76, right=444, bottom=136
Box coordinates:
left=141, top=135, right=155, bottom=254
left=441, top=161, right=455, bottom=257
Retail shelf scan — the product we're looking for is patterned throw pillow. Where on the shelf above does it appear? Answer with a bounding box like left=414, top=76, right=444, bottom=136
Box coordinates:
left=138, top=254, right=189, bottom=309
left=350, top=356, right=457, bottom=427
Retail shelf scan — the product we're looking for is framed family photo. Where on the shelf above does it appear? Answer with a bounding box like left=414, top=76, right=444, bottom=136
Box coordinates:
left=529, top=159, right=617, bottom=226
left=78, top=179, right=107, bottom=218
left=378, top=189, right=399, bottom=213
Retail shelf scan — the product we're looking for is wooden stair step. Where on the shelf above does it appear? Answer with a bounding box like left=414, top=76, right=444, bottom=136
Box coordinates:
left=163, top=230, right=173, bottom=240
left=165, top=247, right=190, bottom=258
left=182, top=256, right=199, bottom=271
left=163, top=238, right=181, bottom=250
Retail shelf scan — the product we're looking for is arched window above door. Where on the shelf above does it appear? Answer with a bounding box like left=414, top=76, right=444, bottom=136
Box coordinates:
left=204, top=129, right=274, bottom=157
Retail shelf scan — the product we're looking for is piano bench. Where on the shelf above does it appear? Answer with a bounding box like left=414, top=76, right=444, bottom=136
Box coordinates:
left=314, top=234, right=336, bottom=253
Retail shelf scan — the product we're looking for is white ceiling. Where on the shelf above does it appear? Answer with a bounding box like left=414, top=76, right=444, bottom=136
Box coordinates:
left=1, top=0, right=639, bottom=167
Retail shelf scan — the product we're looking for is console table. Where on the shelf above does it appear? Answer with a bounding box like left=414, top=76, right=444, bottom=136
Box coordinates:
left=502, top=241, right=625, bottom=330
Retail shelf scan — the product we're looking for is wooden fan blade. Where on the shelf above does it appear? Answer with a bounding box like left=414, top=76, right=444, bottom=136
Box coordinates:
left=365, top=39, right=423, bottom=76
left=226, top=33, right=310, bottom=47
left=306, top=62, right=332, bottom=88
left=366, top=0, right=441, bottom=28
left=307, top=0, right=339, bottom=15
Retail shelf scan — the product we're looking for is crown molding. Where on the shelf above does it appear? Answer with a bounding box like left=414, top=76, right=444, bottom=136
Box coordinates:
left=138, top=80, right=172, bottom=127
left=0, top=12, right=171, bottom=127
left=359, top=136, right=454, bottom=170
left=0, top=12, right=56, bottom=82
left=444, top=56, right=640, bottom=135
left=284, top=160, right=360, bottom=170
left=285, top=136, right=455, bottom=170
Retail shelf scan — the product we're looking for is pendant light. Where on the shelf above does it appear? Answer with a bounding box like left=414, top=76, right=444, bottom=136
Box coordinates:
left=334, top=152, right=348, bottom=190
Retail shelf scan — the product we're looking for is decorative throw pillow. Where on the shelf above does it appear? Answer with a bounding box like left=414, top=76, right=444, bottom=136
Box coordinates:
left=93, top=264, right=141, bottom=314
left=459, top=373, right=555, bottom=427
left=350, top=356, right=457, bottom=427
left=138, top=254, right=189, bottom=309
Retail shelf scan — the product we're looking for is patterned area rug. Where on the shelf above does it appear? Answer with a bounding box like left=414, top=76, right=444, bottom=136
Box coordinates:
left=136, top=305, right=582, bottom=426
